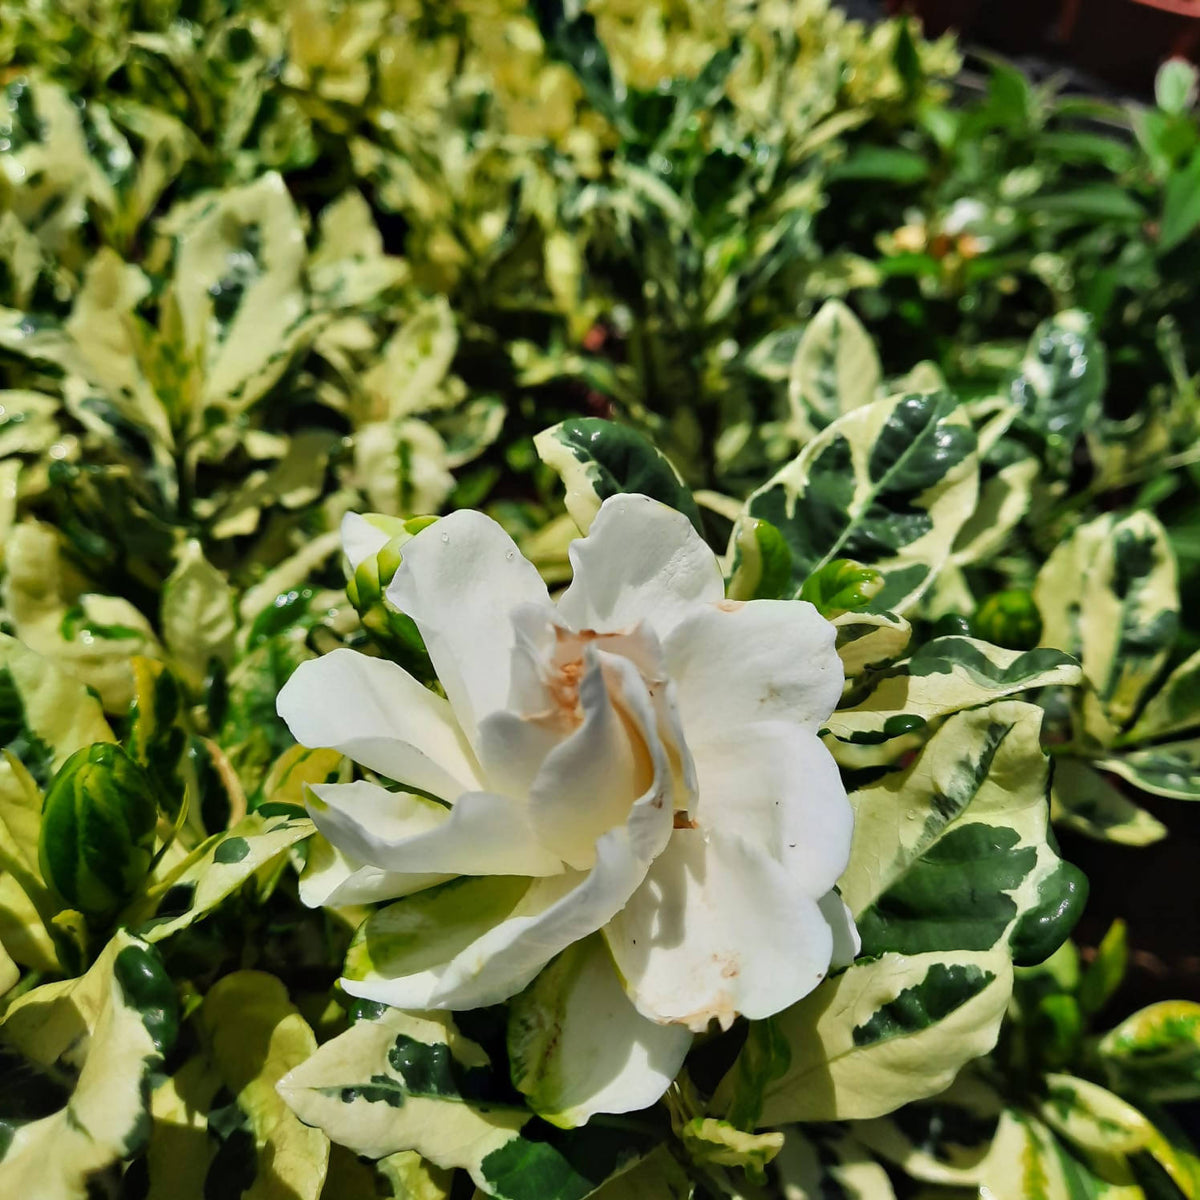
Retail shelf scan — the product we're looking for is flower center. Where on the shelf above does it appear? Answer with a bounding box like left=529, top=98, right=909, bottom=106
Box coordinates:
left=542, top=626, right=621, bottom=731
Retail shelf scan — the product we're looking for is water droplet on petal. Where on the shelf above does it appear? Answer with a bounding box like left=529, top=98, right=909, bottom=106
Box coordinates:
left=505, top=550, right=515, bottom=561
left=440, top=532, right=450, bottom=544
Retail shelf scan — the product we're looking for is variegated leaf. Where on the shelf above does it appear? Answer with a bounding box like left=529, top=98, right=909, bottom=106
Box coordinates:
left=277, top=1006, right=655, bottom=1200
left=732, top=700, right=1082, bottom=1125
left=1036, top=1073, right=1200, bottom=1196
left=950, top=457, right=1040, bottom=568
left=1051, top=758, right=1167, bottom=847
left=828, top=637, right=1080, bottom=748
left=842, top=702, right=1084, bottom=966
left=735, top=392, right=978, bottom=615
left=774, top=1125, right=897, bottom=1199
left=0, top=632, right=114, bottom=782
left=726, top=517, right=794, bottom=602
left=0, top=931, right=177, bottom=1198
left=164, top=172, right=316, bottom=415
left=3, top=523, right=160, bottom=714
left=1098, top=739, right=1200, bottom=801
left=753, top=948, right=1014, bottom=1124
left=139, top=971, right=329, bottom=1200
left=584, top=1146, right=693, bottom=1199
left=787, top=300, right=882, bottom=440
left=1126, top=648, right=1200, bottom=742
left=969, top=1109, right=1131, bottom=1200
left=1034, top=511, right=1179, bottom=740
left=126, top=802, right=319, bottom=942
left=160, top=539, right=237, bottom=691
left=855, top=1069, right=1005, bottom=1187
left=1011, top=311, right=1107, bottom=467
left=362, top=296, right=458, bottom=422
left=533, top=417, right=702, bottom=535
left=1100, top=1000, right=1200, bottom=1103
left=832, top=611, right=913, bottom=679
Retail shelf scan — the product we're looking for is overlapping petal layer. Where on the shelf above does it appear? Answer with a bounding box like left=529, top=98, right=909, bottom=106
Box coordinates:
left=278, top=649, right=481, bottom=800
left=604, top=830, right=836, bottom=1031
left=386, top=509, right=551, bottom=745
left=557, top=495, right=724, bottom=639
left=307, top=781, right=564, bottom=878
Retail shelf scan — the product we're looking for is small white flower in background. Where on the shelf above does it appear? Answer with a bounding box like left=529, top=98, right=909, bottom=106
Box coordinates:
left=278, top=494, right=857, bottom=1124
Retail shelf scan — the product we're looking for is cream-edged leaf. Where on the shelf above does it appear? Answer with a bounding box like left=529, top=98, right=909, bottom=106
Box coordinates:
left=1050, top=758, right=1167, bottom=847
left=161, top=539, right=237, bottom=690
left=583, top=1146, right=693, bottom=1199
left=1100, top=1000, right=1200, bottom=1103
left=168, top=172, right=312, bottom=414
left=3, top=523, right=160, bottom=713
left=832, top=611, right=912, bottom=678
left=138, top=972, right=330, bottom=1200
left=735, top=392, right=978, bottom=615
left=1036, top=1072, right=1200, bottom=1195
left=127, top=806, right=316, bottom=942
left=0, top=633, right=114, bottom=779
left=276, top=1006, right=655, bottom=1199
left=950, top=457, right=1040, bottom=567
left=533, top=417, right=702, bottom=536
left=855, top=1069, right=1005, bottom=1187
left=1127, top=647, right=1200, bottom=742
left=841, top=701, right=1084, bottom=966
left=774, top=1126, right=897, bottom=1199
left=827, top=637, right=1080, bottom=747
left=0, top=932, right=176, bottom=1198
left=1034, top=511, right=1178, bottom=738
left=201, top=972, right=329, bottom=1200
left=754, top=948, right=1014, bottom=1123
left=1099, top=739, right=1200, bottom=801
left=788, top=299, right=882, bottom=440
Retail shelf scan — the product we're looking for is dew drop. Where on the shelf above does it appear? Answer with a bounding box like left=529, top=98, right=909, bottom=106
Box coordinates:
left=505, top=550, right=515, bottom=561
left=440, top=532, right=450, bottom=544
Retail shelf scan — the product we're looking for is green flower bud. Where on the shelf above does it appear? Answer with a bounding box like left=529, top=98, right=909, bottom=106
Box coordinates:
left=799, top=559, right=885, bottom=618
left=971, top=589, right=1043, bottom=650
left=345, top=514, right=438, bottom=671
left=39, top=743, right=159, bottom=922
left=727, top=518, right=792, bottom=601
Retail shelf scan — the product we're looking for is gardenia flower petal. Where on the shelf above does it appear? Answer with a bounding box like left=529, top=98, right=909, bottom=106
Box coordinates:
left=604, top=829, right=835, bottom=1032
left=819, top=889, right=862, bottom=971
left=509, top=936, right=692, bottom=1129
left=662, top=598, right=843, bottom=745
left=299, top=836, right=448, bottom=908
left=689, top=722, right=852, bottom=899
left=308, top=780, right=564, bottom=877
left=341, top=511, right=391, bottom=572
left=342, top=781, right=674, bottom=1011
left=386, top=509, right=553, bottom=745
left=528, top=648, right=671, bottom=871
left=557, top=495, right=724, bottom=640
left=277, top=648, right=481, bottom=800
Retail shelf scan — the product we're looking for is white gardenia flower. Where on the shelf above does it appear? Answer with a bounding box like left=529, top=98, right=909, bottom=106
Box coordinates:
left=278, top=494, right=857, bottom=1123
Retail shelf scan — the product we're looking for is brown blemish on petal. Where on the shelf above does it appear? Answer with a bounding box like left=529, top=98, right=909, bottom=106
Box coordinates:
left=716, top=599, right=745, bottom=613
left=673, top=811, right=698, bottom=829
